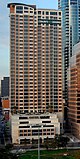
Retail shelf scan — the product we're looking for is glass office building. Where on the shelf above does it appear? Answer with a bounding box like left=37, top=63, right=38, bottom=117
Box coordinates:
left=1, top=77, right=9, bottom=97
left=58, top=0, right=80, bottom=104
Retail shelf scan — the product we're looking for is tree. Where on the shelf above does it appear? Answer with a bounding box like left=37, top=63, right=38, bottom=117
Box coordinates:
left=11, top=106, right=18, bottom=114
left=44, top=137, right=56, bottom=149
left=48, top=104, right=54, bottom=113
left=54, top=134, right=69, bottom=148
left=0, top=147, right=18, bottom=159
left=44, top=137, right=49, bottom=150
left=24, top=138, right=27, bottom=146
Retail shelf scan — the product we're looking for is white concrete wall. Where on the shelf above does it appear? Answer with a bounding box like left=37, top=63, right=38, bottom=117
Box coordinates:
left=11, top=113, right=60, bottom=144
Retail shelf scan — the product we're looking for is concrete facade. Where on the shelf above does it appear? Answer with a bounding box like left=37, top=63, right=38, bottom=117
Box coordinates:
left=8, top=3, right=63, bottom=114
left=8, top=3, right=64, bottom=143
left=11, top=113, right=60, bottom=144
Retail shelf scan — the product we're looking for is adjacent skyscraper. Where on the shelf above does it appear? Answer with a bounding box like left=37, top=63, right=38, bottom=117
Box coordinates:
left=1, top=77, right=9, bottom=97
left=68, top=42, right=80, bottom=139
left=8, top=3, right=63, bottom=114
left=58, top=0, right=80, bottom=105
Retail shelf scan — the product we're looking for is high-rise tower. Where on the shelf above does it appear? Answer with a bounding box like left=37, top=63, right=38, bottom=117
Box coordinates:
left=1, top=77, right=9, bottom=97
left=68, top=42, right=80, bottom=139
left=58, top=0, right=80, bottom=105
left=8, top=3, right=63, bottom=145
left=8, top=3, right=63, bottom=114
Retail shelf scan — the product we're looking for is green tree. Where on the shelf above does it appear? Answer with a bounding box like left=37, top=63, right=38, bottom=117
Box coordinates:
left=54, top=134, right=69, bottom=148
left=44, top=137, right=49, bottom=150
left=48, top=104, right=54, bottom=113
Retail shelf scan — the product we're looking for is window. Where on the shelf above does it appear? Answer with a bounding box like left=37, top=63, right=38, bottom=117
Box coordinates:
left=38, top=11, right=41, bottom=14
left=19, top=126, right=30, bottom=128
left=42, top=121, right=51, bottom=123
left=19, top=116, right=28, bottom=119
left=20, top=121, right=29, bottom=124
left=24, top=7, right=28, bottom=10
left=42, top=11, right=44, bottom=15
left=16, top=6, right=23, bottom=14
left=59, top=12, right=61, bottom=15
left=46, top=12, right=49, bottom=15
left=50, top=12, right=57, bottom=15
left=30, top=11, right=33, bottom=13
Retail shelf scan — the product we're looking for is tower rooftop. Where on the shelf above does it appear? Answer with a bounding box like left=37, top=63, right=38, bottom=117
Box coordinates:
left=7, top=3, right=36, bottom=9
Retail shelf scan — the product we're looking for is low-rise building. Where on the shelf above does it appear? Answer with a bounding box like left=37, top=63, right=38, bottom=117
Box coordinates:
left=2, top=96, right=10, bottom=120
left=11, top=113, right=60, bottom=144
left=1, top=97, right=11, bottom=144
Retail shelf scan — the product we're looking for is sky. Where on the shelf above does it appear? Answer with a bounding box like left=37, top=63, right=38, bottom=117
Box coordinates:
left=0, top=0, right=58, bottom=78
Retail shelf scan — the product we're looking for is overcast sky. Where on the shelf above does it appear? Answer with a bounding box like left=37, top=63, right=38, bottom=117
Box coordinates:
left=0, top=0, right=58, bottom=78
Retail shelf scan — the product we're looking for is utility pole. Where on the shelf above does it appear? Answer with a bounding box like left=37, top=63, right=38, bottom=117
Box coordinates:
left=38, top=126, right=40, bottom=159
